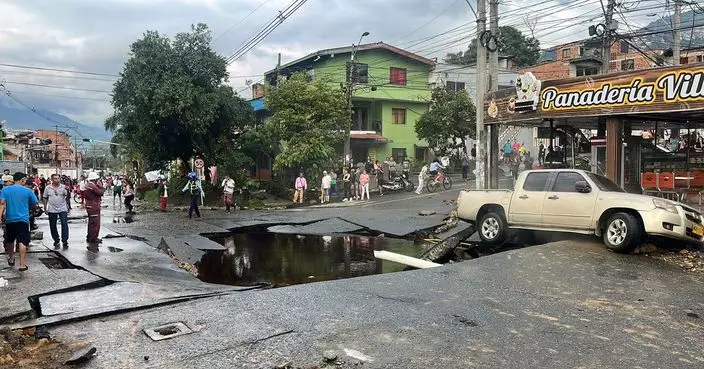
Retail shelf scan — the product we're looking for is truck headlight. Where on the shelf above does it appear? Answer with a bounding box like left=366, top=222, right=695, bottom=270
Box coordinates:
left=653, top=198, right=678, bottom=214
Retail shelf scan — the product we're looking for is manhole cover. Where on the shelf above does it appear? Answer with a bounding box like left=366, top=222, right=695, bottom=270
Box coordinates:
left=144, top=322, right=193, bottom=341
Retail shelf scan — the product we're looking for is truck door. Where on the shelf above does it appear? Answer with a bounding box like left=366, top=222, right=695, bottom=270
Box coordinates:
left=509, top=171, right=551, bottom=226
left=541, top=171, right=598, bottom=229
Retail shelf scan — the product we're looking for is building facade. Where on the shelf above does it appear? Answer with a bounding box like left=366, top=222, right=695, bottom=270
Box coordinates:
left=262, top=42, right=435, bottom=164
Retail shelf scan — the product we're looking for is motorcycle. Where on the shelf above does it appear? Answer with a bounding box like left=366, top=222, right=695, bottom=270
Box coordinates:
left=427, top=169, right=452, bottom=192
left=380, top=171, right=415, bottom=192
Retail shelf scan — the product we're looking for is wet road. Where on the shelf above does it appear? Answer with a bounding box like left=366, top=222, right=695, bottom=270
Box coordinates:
left=49, top=239, right=704, bottom=368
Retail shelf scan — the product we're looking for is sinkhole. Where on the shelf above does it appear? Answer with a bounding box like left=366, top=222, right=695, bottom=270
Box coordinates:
left=197, top=232, right=431, bottom=287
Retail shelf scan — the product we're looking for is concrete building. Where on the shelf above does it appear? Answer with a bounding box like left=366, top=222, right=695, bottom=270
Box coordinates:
left=2, top=129, right=82, bottom=177
left=262, top=42, right=435, bottom=164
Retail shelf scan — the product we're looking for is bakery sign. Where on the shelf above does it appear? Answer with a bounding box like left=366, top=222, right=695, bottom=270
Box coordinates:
left=484, top=65, right=704, bottom=123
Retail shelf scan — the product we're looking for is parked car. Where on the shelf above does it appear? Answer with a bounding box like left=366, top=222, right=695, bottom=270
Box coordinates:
left=456, top=169, right=704, bottom=253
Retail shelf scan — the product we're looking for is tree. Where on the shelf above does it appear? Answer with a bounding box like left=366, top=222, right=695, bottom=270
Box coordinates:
left=105, top=23, right=252, bottom=168
left=264, top=72, right=349, bottom=185
left=415, top=87, right=476, bottom=156
left=444, top=26, right=540, bottom=68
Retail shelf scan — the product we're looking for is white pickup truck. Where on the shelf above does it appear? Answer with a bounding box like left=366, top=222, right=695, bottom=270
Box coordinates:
left=457, top=169, right=704, bottom=253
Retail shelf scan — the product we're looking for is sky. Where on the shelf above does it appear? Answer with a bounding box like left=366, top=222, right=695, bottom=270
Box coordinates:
left=0, top=0, right=665, bottom=128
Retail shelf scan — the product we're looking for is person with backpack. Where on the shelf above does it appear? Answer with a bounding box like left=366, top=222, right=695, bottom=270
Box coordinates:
left=182, top=172, right=203, bottom=218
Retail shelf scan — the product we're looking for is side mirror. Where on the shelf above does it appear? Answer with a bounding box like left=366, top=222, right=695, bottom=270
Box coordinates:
left=575, top=180, right=591, bottom=193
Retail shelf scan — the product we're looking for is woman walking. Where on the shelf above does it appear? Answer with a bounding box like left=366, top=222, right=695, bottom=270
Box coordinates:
left=123, top=182, right=135, bottom=214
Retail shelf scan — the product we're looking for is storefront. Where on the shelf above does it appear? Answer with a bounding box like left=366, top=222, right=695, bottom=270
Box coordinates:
left=484, top=64, right=704, bottom=198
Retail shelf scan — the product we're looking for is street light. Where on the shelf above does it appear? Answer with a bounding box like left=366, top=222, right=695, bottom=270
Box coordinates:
left=344, top=31, right=370, bottom=166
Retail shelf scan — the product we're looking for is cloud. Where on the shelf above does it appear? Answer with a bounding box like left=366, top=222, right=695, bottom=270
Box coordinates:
left=0, top=0, right=657, bottom=126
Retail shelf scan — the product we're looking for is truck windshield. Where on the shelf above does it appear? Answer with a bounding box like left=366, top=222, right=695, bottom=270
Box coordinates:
left=586, top=172, right=625, bottom=192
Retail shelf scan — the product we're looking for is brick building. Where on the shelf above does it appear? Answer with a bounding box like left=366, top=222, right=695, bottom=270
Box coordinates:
left=519, top=39, right=674, bottom=80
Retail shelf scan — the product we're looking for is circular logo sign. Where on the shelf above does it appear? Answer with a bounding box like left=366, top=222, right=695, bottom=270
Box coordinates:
left=194, top=158, right=205, bottom=169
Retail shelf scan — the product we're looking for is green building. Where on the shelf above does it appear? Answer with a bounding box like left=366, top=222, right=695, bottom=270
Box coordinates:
left=262, top=42, right=435, bottom=164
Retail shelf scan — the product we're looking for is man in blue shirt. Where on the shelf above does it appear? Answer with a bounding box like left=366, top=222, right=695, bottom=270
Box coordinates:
left=1, top=172, right=39, bottom=271
left=503, top=140, right=513, bottom=164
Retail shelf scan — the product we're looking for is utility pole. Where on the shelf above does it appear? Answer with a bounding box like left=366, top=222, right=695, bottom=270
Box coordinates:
left=475, top=0, right=487, bottom=189
left=488, top=0, right=500, bottom=189
left=602, top=0, right=616, bottom=74
left=674, top=0, right=681, bottom=65
left=345, top=32, right=370, bottom=166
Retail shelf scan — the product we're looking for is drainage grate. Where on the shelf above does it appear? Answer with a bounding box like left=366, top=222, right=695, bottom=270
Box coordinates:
left=144, top=322, right=193, bottom=341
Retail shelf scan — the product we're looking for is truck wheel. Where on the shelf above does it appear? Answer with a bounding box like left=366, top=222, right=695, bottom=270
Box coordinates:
left=603, top=213, right=641, bottom=253
left=477, top=211, right=508, bottom=245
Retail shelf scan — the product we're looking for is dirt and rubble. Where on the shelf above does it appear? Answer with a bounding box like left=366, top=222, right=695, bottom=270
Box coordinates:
left=638, top=244, right=704, bottom=274
left=0, top=326, right=94, bottom=368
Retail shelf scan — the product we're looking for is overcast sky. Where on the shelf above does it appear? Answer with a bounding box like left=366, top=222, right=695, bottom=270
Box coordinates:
left=0, top=0, right=661, bottom=128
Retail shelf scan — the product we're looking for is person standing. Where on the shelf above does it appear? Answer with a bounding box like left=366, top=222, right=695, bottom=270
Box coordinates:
left=374, top=160, right=384, bottom=196
left=321, top=171, right=332, bottom=204
left=538, top=143, right=545, bottom=166
left=416, top=164, right=429, bottom=194
left=78, top=175, right=87, bottom=208
left=83, top=172, right=105, bottom=244
left=182, top=172, right=203, bottom=218
left=43, top=174, right=69, bottom=248
left=123, top=182, right=135, bottom=214
left=293, top=172, right=307, bottom=204
left=221, top=175, right=236, bottom=213
left=461, top=154, right=469, bottom=181
left=354, top=167, right=362, bottom=200
left=0, top=172, right=39, bottom=271
left=112, top=175, right=123, bottom=207
left=503, top=140, right=513, bottom=164
left=360, top=170, right=370, bottom=200
left=157, top=177, right=168, bottom=211
left=342, top=168, right=352, bottom=202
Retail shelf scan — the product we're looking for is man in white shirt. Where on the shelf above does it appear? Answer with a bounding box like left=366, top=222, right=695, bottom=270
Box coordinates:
left=221, top=175, right=236, bottom=213
left=321, top=171, right=332, bottom=203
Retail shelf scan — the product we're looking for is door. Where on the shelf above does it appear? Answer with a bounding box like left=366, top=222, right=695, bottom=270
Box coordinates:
left=509, top=171, right=551, bottom=226
left=541, top=171, right=598, bottom=229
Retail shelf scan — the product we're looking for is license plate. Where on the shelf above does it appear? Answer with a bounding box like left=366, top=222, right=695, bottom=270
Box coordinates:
left=694, top=224, right=704, bottom=237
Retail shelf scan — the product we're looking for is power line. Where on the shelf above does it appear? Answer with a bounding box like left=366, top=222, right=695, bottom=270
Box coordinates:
left=0, top=69, right=116, bottom=82
left=391, top=0, right=463, bottom=44
left=212, top=0, right=270, bottom=44
left=0, top=62, right=119, bottom=77
left=225, top=0, right=308, bottom=64
left=6, top=89, right=111, bottom=102
left=0, top=80, right=111, bottom=93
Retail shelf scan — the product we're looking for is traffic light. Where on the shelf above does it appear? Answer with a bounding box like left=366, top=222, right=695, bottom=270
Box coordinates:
left=82, top=138, right=93, bottom=142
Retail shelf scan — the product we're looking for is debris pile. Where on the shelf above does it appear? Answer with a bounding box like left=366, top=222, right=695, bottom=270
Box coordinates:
left=0, top=326, right=88, bottom=368
left=650, top=248, right=704, bottom=273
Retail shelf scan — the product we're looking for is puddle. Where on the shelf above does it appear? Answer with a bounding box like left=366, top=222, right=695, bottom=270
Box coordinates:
left=198, top=233, right=430, bottom=287
left=39, top=256, right=73, bottom=269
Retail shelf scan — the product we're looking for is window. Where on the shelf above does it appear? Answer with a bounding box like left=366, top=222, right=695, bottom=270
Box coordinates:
left=391, top=148, right=407, bottom=163
left=579, top=47, right=584, bottom=56
left=389, top=67, right=407, bottom=85
left=446, top=81, right=466, bottom=92
left=621, top=59, right=634, bottom=71
left=576, top=67, right=599, bottom=76
left=586, top=173, right=624, bottom=192
left=552, top=172, right=585, bottom=192
left=562, top=48, right=572, bottom=59
left=698, top=55, right=704, bottom=63
left=619, top=41, right=629, bottom=54
left=523, top=172, right=550, bottom=191
left=346, top=62, right=368, bottom=83
left=391, top=108, right=406, bottom=124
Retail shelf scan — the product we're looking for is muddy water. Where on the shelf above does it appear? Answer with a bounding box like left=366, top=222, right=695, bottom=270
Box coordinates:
left=198, top=233, right=430, bottom=287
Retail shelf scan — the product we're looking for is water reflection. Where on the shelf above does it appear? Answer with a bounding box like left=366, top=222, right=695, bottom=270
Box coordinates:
left=198, top=233, right=429, bottom=287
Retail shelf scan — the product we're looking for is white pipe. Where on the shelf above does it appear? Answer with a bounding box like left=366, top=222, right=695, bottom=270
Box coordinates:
left=373, top=251, right=441, bottom=269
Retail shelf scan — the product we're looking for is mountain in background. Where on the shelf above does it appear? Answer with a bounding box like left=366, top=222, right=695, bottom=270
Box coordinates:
left=637, top=9, right=704, bottom=50
left=0, top=95, right=112, bottom=140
